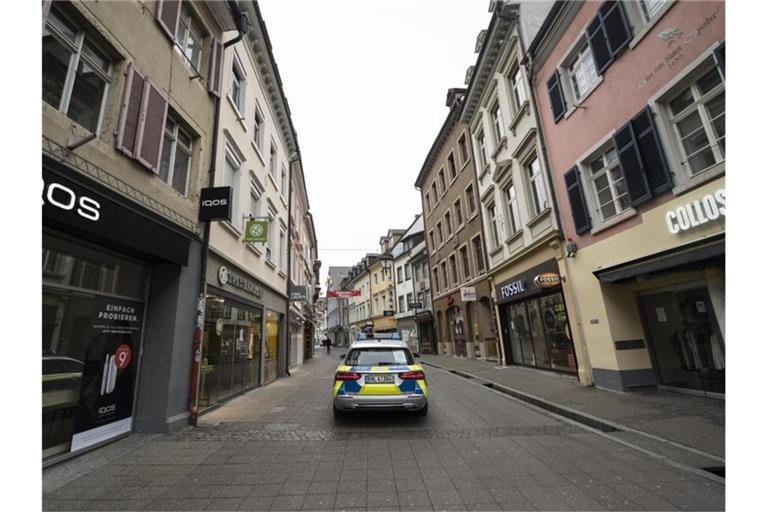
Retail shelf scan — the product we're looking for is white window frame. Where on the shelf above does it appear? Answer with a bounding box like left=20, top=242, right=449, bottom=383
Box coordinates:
left=280, top=165, right=288, bottom=199
left=490, top=99, right=504, bottom=147
left=473, top=124, right=488, bottom=171
left=175, top=3, right=204, bottom=72
left=465, top=183, right=477, bottom=217
left=510, top=65, right=527, bottom=112
left=229, top=52, right=246, bottom=115
left=504, top=183, right=521, bottom=235
left=567, top=42, right=599, bottom=103
left=487, top=203, right=501, bottom=248
left=159, top=115, right=192, bottom=196
left=587, top=145, right=630, bottom=223
left=222, top=145, right=242, bottom=232
left=253, top=99, right=265, bottom=152
left=43, top=7, right=112, bottom=135
left=525, top=155, right=548, bottom=216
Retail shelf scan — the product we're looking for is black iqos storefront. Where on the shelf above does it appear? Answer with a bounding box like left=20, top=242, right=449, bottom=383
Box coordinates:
left=496, top=259, right=578, bottom=374
left=43, top=157, right=199, bottom=463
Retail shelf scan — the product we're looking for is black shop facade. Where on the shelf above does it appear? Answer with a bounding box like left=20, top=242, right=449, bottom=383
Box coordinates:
left=495, top=259, right=579, bottom=374
left=43, top=156, right=200, bottom=465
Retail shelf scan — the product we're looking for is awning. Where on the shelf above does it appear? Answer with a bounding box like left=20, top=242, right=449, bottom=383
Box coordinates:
left=593, top=234, right=724, bottom=284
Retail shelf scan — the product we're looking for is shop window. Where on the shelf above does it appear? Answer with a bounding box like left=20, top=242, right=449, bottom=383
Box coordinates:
left=43, top=6, right=112, bottom=134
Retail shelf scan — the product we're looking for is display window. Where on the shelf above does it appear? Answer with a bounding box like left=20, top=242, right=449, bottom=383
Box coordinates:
left=42, top=233, right=147, bottom=460
left=201, top=295, right=263, bottom=410
left=264, top=309, right=281, bottom=384
left=500, top=291, right=577, bottom=373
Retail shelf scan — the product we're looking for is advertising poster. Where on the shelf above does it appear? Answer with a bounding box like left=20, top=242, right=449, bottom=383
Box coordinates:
left=70, top=297, right=143, bottom=452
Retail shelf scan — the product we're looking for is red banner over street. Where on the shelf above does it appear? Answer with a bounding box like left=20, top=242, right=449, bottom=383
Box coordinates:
left=327, top=289, right=361, bottom=298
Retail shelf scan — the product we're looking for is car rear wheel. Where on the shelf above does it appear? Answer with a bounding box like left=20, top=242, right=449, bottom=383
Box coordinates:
left=333, top=405, right=346, bottom=418
left=414, top=403, right=428, bottom=417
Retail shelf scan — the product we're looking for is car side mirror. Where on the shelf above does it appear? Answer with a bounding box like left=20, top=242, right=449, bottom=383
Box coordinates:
left=414, top=353, right=420, bottom=358
left=339, top=354, right=346, bottom=360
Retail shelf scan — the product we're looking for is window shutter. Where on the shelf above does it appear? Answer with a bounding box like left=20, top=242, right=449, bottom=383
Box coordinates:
left=613, top=121, right=651, bottom=206
left=599, top=1, right=632, bottom=58
left=116, top=63, right=147, bottom=158
left=135, top=82, right=168, bottom=174
left=587, top=17, right=612, bottom=74
left=156, top=0, right=181, bottom=41
left=631, top=107, right=672, bottom=195
left=208, top=39, right=224, bottom=97
left=714, top=42, right=725, bottom=77
left=547, top=72, right=567, bottom=123
left=564, top=167, right=591, bottom=235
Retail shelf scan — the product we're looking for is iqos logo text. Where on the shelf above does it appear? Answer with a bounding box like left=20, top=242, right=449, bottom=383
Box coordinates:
left=43, top=180, right=101, bottom=222
left=202, top=199, right=228, bottom=207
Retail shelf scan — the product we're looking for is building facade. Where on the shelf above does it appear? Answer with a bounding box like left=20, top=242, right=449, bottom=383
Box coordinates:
left=42, top=0, right=237, bottom=463
left=392, top=216, right=425, bottom=352
left=347, top=256, right=375, bottom=340
left=416, top=89, right=499, bottom=360
left=326, top=266, right=352, bottom=347
left=529, top=0, right=725, bottom=394
left=462, top=0, right=586, bottom=378
left=408, top=238, right=436, bottom=355
left=369, top=230, right=404, bottom=332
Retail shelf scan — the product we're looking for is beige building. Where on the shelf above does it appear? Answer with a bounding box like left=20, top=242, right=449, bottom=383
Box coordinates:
left=347, top=256, right=376, bottom=339
left=462, top=1, right=585, bottom=378
left=416, top=89, right=499, bottom=361
left=42, top=0, right=237, bottom=462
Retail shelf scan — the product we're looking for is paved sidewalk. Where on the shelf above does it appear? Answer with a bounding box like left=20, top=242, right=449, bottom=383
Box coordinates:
left=419, top=355, right=724, bottom=462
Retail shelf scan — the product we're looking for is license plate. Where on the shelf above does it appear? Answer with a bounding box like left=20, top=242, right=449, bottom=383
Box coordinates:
left=365, top=374, right=395, bottom=384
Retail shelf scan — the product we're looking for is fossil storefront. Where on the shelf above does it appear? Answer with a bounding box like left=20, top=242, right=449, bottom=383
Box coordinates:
left=496, top=259, right=578, bottom=374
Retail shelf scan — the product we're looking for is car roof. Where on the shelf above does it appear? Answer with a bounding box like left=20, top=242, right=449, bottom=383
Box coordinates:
left=349, top=340, right=410, bottom=350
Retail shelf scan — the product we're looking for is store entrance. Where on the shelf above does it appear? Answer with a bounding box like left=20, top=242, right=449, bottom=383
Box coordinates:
left=639, top=286, right=725, bottom=394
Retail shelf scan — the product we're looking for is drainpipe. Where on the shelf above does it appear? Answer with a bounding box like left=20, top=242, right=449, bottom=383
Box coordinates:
left=522, top=44, right=593, bottom=384
left=188, top=3, right=248, bottom=427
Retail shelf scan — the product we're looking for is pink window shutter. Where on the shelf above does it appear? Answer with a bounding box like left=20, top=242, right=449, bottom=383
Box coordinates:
left=115, top=63, right=147, bottom=159
left=208, top=39, right=224, bottom=97
left=135, top=81, right=168, bottom=174
left=156, top=0, right=181, bottom=41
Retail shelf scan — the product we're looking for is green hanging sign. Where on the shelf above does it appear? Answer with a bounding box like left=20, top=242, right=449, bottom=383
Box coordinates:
left=244, top=218, right=269, bottom=243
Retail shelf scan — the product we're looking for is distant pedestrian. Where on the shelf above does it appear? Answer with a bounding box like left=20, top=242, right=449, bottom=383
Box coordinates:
left=323, top=338, right=331, bottom=354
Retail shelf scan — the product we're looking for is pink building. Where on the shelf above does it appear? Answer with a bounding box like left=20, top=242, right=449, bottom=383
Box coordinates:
left=528, top=1, right=725, bottom=395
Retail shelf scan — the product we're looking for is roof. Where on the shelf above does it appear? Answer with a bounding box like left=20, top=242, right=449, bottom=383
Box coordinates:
left=349, top=340, right=409, bottom=350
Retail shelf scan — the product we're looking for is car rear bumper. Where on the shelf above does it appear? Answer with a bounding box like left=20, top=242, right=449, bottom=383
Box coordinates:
left=334, top=394, right=427, bottom=411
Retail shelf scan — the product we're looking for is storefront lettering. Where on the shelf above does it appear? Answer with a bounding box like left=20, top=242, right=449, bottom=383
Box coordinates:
left=499, top=279, right=526, bottom=299
left=97, top=303, right=139, bottom=323
left=42, top=179, right=101, bottom=221
left=665, top=189, right=725, bottom=234
left=217, top=265, right=263, bottom=297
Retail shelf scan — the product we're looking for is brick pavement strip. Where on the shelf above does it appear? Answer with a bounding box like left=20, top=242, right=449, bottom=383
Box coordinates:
left=43, top=351, right=724, bottom=511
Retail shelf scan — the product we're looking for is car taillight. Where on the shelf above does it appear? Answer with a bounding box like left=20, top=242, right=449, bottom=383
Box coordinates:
left=399, top=370, right=425, bottom=380
left=335, top=371, right=361, bottom=381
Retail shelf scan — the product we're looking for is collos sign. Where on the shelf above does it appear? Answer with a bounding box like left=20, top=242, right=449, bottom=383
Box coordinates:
left=665, top=189, right=725, bottom=234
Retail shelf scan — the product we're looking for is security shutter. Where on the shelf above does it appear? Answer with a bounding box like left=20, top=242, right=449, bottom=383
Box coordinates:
left=564, top=167, right=591, bottom=234
left=208, top=39, right=224, bottom=97
left=135, top=82, right=168, bottom=174
left=714, top=42, right=725, bottom=76
left=116, top=63, right=147, bottom=158
left=547, top=72, right=567, bottom=123
left=156, top=0, right=181, bottom=41
left=613, top=121, right=651, bottom=206
left=587, top=17, right=611, bottom=73
left=600, top=1, right=632, bottom=57
left=631, top=107, right=672, bottom=195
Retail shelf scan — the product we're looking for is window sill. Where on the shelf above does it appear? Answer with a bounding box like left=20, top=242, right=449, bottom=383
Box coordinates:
left=590, top=208, right=638, bottom=235
left=460, top=158, right=472, bottom=172
left=628, top=2, right=676, bottom=51
left=504, top=230, right=524, bottom=246
left=226, top=95, right=248, bottom=132
left=247, top=243, right=263, bottom=257
left=267, top=172, right=279, bottom=192
left=563, top=76, right=604, bottom=120
left=507, top=100, right=530, bottom=136
left=221, top=220, right=242, bottom=240
left=478, top=162, right=491, bottom=180
left=278, top=270, right=287, bottom=279
left=489, top=244, right=504, bottom=257
left=265, top=259, right=277, bottom=270
left=251, top=140, right=266, bottom=167
left=671, top=160, right=725, bottom=196
left=280, top=195, right=288, bottom=208
left=491, top=137, right=508, bottom=159
left=456, top=223, right=466, bottom=235
left=525, top=207, right=552, bottom=229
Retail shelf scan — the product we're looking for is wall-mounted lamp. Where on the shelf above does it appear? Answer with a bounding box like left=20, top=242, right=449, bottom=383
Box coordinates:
left=566, top=238, right=578, bottom=258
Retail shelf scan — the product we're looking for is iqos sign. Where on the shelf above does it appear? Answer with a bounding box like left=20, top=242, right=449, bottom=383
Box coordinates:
left=42, top=180, right=101, bottom=221
left=665, top=189, right=725, bottom=234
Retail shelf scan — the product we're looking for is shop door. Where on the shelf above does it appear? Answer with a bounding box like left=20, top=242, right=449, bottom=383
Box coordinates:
left=526, top=299, right=553, bottom=370
left=540, top=294, right=578, bottom=373
left=513, top=303, right=536, bottom=366
left=449, top=307, right=467, bottom=357
left=639, top=287, right=725, bottom=394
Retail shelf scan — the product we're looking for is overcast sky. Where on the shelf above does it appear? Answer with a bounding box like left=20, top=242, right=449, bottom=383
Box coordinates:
left=258, top=0, right=493, bottom=285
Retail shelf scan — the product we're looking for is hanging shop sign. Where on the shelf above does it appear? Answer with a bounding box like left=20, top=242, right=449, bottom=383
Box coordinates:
left=217, top=265, right=263, bottom=298
left=69, top=297, right=143, bottom=452
left=408, top=302, right=423, bottom=309
left=199, top=186, right=232, bottom=221
left=244, top=218, right=269, bottom=243
left=665, top=189, right=725, bottom=234
left=460, top=287, right=477, bottom=302
left=533, top=272, right=561, bottom=288
left=289, top=283, right=309, bottom=302
left=327, top=290, right=361, bottom=298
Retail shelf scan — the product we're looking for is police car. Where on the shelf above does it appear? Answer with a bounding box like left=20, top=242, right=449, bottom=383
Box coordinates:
left=333, top=332, right=428, bottom=417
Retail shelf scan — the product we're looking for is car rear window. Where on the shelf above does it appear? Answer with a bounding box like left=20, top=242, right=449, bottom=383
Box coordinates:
left=346, top=348, right=414, bottom=366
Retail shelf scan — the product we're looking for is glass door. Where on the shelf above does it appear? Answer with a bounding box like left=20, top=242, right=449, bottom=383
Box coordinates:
left=540, top=293, right=577, bottom=373
left=526, top=299, right=552, bottom=369
left=514, top=303, right=536, bottom=366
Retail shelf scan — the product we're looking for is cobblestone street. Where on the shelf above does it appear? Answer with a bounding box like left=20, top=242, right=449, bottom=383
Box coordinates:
left=43, top=350, right=724, bottom=511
